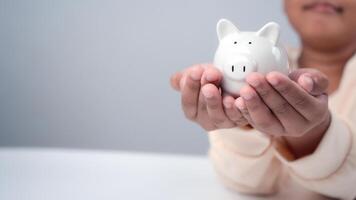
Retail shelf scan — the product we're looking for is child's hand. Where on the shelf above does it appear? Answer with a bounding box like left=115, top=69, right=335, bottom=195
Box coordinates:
left=234, top=69, right=331, bottom=158
left=235, top=70, right=330, bottom=138
left=288, top=68, right=329, bottom=96
left=170, top=64, right=249, bottom=131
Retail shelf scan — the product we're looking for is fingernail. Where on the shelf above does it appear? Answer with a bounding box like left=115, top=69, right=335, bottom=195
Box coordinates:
left=223, top=100, right=232, bottom=109
left=202, top=88, right=213, bottom=98
left=180, top=76, right=186, bottom=89
left=190, top=69, right=201, bottom=81
left=235, top=98, right=246, bottom=110
left=206, top=74, right=215, bottom=82
left=268, top=77, right=279, bottom=86
left=249, top=78, right=260, bottom=87
left=302, top=75, right=314, bottom=92
left=241, top=90, right=255, bottom=100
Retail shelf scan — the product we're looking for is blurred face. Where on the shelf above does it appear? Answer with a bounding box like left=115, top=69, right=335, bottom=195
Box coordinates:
left=284, top=0, right=356, bottom=51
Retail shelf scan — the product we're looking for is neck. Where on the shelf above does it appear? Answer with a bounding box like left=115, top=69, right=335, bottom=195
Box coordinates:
left=298, top=42, right=356, bottom=94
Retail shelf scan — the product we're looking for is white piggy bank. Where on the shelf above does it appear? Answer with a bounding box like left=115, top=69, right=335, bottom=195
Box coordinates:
left=214, top=19, right=289, bottom=96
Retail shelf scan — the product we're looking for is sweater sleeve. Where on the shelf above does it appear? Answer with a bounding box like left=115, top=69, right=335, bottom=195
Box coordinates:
left=274, top=114, right=356, bottom=199
left=208, top=126, right=282, bottom=195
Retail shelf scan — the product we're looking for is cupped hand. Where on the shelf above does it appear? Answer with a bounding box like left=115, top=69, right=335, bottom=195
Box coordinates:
left=170, top=64, right=249, bottom=131
left=235, top=69, right=330, bottom=138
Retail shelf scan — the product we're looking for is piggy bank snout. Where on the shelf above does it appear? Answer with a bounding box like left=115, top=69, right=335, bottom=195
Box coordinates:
left=223, top=57, right=257, bottom=81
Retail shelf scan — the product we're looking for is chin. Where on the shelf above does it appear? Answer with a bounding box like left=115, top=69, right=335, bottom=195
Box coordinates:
left=296, top=17, right=346, bottom=47
left=301, top=29, right=346, bottom=50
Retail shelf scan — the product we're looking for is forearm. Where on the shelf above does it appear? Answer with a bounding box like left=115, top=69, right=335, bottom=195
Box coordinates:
left=209, top=127, right=281, bottom=194
left=274, top=115, right=356, bottom=199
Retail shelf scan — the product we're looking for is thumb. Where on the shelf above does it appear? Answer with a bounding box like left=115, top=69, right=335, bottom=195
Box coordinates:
left=289, top=68, right=329, bottom=95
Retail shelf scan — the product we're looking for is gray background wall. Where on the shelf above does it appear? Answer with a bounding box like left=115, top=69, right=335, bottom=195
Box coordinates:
left=0, top=0, right=298, bottom=155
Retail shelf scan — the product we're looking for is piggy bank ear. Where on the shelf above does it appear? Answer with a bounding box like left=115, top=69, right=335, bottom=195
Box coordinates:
left=217, top=19, right=240, bottom=41
left=256, top=22, right=280, bottom=45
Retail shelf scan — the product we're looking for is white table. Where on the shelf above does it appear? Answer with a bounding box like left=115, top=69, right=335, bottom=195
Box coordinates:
left=0, top=148, right=328, bottom=200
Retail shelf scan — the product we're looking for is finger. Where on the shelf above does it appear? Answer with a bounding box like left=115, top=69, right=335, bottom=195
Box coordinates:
left=196, top=65, right=223, bottom=130
left=222, top=95, right=248, bottom=126
left=170, top=72, right=183, bottom=91
left=239, top=85, right=284, bottom=135
left=196, top=96, right=217, bottom=131
left=201, top=65, right=223, bottom=86
left=178, top=64, right=204, bottom=90
left=181, top=66, right=204, bottom=120
left=297, top=73, right=314, bottom=93
left=197, top=64, right=222, bottom=116
left=202, top=84, right=234, bottom=128
left=266, top=72, right=328, bottom=120
left=196, top=80, right=211, bottom=126
left=289, top=69, right=329, bottom=95
left=235, top=97, right=254, bottom=126
left=246, top=72, right=307, bottom=133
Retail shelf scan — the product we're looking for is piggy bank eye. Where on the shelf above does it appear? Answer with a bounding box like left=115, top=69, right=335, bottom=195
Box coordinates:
left=248, top=42, right=252, bottom=44
left=234, top=41, right=237, bottom=44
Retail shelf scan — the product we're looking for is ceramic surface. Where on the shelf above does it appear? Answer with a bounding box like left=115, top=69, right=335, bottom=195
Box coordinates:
left=214, top=19, right=290, bottom=96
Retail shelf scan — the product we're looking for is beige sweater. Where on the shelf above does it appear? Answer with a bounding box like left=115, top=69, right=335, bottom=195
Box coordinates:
left=208, top=48, right=356, bottom=199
